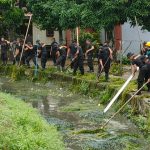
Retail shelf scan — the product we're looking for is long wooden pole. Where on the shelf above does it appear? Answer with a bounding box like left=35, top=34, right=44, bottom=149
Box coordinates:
left=19, top=14, right=32, bottom=66
left=101, top=81, right=149, bottom=129
left=135, top=16, right=142, bottom=50
left=76, top=27, right=79, bottom=45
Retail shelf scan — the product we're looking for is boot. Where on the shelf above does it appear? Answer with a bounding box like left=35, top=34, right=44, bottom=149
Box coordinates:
left=105, top=73, right=109, bottom=82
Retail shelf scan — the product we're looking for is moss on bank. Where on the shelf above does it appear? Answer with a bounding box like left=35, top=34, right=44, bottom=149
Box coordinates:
left=0, top=92, right=65, bottom=150
left=0, top=65, right=150, bottom=139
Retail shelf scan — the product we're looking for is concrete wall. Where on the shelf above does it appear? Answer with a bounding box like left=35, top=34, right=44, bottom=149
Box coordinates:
left=32, top=24, right=60, bottom=45
left=122, top=22, right=150, bottom=55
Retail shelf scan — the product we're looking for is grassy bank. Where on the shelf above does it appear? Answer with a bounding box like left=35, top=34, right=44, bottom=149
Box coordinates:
left=0, top=92, right=65, bottom=150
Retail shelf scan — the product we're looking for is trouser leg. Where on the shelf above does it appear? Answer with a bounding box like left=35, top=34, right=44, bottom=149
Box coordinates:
left=26, top=55, right=32, bottom=67
left=56, top=56, right=63, bottom=71
left=1, top=53, right=7, bottom=65
left=87, top=55, right=94, bottom=71
left=78, top=57, right=84, bottom=75
left=52, top=52, right=56, bottom=65
left=104, top=60, right=110, bottom=81
left=137, top=67, right=146, bottom=94
left=73, top=59, right=79, bottom=75
left=41, top=54, right=47, bottom=69
left=32, top=55, right=39, bottom=68
left=61, top=57, right=66, bottom=71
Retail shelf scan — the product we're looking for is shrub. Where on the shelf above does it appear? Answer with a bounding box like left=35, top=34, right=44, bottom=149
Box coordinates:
left=0, top=92, right=65, bottom=150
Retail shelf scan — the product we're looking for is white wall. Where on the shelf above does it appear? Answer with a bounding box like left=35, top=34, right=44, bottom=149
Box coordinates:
left=32, top=24, right=60, bottom=45
left=122, top=22, right=150, bottom=55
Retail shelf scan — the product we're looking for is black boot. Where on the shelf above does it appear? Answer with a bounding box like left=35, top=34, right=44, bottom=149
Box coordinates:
left=105, top=73, right=109, bottom=82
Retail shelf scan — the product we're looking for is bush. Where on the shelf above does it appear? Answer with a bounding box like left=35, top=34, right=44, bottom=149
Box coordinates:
left=79, top=31, right=100, bottom=53
left=0, top=92, right=65, bottom=150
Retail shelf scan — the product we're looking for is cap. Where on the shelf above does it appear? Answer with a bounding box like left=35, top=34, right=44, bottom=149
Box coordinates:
left=127, top=52, right=134, bottom=58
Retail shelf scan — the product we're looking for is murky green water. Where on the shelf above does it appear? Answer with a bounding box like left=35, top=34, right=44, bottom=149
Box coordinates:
left=0, top=77, right=149, bottom=150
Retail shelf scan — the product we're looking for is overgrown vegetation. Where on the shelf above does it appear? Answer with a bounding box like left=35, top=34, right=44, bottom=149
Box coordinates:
left=0, top=65, right=150, bottom=139
left=0, top=92, right=65, bottom=150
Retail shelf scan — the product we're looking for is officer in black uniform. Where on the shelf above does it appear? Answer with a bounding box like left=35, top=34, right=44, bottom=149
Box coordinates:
left=73, top=45, right=84, bottom=75
left=98, top=42, right=113, bottom=81
left=56, top=43, right=67, bottom=71
left=40, top=42, right=47, bottom=70
left=13, top=39, right=23, bottom=65
left=127, top=52, right=150, bottom=94
left=32, top=40, right=41, bottom=68
left=24, top=42, right=33, bottom=67
left=0, top=38, right=9, bottom=65
left=50, top=38, right=58, bottom=65
left=67, top=40, right=78, bottom=69
left=85, top=39, right=94, bottom=72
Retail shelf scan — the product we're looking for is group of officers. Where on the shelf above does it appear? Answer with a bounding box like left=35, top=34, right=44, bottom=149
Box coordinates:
left=1, top=36, right=150, bottom=94
left=0, top=37, right=113, bottom=81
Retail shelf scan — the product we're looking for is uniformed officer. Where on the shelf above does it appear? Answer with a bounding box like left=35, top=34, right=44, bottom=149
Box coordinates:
left=73, top=45, right=84, bottom=75
left=85, top=39, right=94, bottom=72
left=56, top=43, right=67, bottom=71
left=98, top=42, right=113, bottom=81
left=145, top=42, right=150, bottom=60
left=13, top=39, right=23, bottom=65
left=50, top=38, right=58, bottom=66
left=67, top=40, right=78, bottom=69
left=40, top=42, right=47, bottom=70
left=127, top=52, right=150, bottom=94
left=24, top=42, right=33, bottom=67
left=0, top=38, right=10, bottom=65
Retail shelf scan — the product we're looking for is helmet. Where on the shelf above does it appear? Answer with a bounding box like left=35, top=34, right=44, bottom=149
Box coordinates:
left=145, top=42, right=150, bottom=47
left=127, top=52, right=134, bottom=58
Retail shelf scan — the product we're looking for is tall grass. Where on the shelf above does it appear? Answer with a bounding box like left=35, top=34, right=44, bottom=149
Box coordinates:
left=0, top=92, right=65, bottom=150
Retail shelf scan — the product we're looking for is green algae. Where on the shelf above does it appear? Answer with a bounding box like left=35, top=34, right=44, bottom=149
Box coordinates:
left=0, top=65, right=150, bottom=143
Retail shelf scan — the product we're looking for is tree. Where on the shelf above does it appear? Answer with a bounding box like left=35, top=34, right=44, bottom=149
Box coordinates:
left=0, top=0, right=24, bottom=39
left=27, top=0, right=150, bottom=43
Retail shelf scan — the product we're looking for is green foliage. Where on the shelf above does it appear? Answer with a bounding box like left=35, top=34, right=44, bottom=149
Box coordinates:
left=122, top=57, right=131, bottom=65
left=27, top=0, right=150, bottom=32
left=0, top=0, right=24, bottom=37
left=0, top=92, right=65, bottom=150
left=79, top=31, right=99, bottom=52
left=100, top=87, right=114, bottom=104
left=110, top=63, right=123, bottom=76
left=79, top=81, right=90, bottom=95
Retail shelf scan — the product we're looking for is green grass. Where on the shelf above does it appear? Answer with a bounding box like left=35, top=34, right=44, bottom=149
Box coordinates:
left=0, top=92, right=65, bottom=150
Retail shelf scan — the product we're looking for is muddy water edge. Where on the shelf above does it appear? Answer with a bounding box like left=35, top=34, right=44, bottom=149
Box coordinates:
left=0, top=77, right=149, bottom=150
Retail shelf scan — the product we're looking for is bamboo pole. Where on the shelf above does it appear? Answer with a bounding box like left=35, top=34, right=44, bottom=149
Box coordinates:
left=135, top=16, right=142, bottom=50
left=101, top=81, right=149, bottom=129
left=76, top=27, right=79, bottom=45
left=19, top=14, right=32, bottom=66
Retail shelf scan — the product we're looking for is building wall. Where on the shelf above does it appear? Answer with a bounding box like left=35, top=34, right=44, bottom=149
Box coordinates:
left=122, top=22, right=150, bottom=55
left=32, top=24, right=60, bottom=45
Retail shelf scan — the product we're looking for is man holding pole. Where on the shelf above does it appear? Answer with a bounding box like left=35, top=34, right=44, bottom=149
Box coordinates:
left=127, top=52, right=150, bottom=94
left=85, top=39, right=94, bottom=72
left=98, top=42, right=113, bottom=81
left=72, top=44, right=84, bottom=76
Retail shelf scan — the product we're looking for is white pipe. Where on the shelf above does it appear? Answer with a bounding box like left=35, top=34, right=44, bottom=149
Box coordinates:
left=103, top=74, right=133, bottom=113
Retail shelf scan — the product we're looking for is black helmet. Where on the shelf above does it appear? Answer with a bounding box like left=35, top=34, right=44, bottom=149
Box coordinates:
left=127, top=52, right=134, bottom=58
